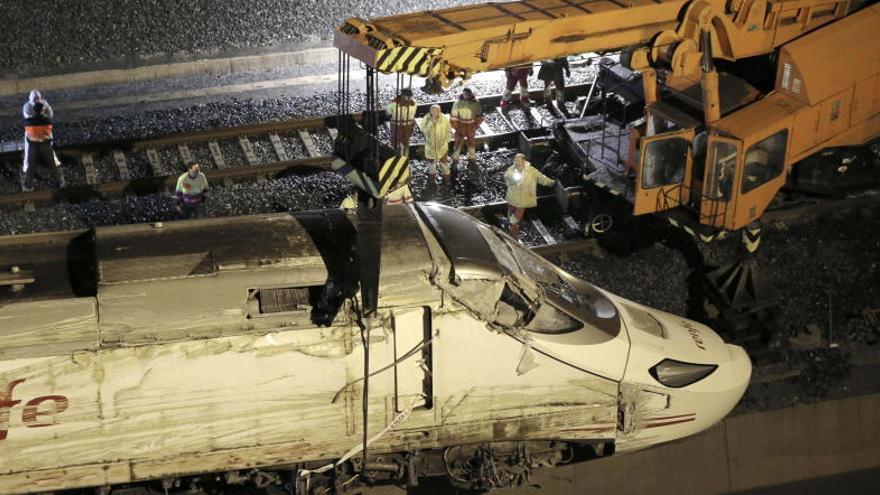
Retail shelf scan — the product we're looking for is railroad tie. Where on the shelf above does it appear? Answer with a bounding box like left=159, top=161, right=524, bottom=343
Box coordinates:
left=495, top=107, right=516, bottom=131
left=112, top=150, right=130, bottom=180
left=531, top=218, right=557, bottom=245
left=146, top=148, right=163, bottom=176
left=177, top=143, right=193, bottom=167
left=208, top=141, right=227, bottom=169
left=528, top=107, right=546, bottom=126
left=269, top=133, right=289, bottom=162
left=238, top=137, right=259, bottom=165
left=298, top=130, right=320, bottom=158
left=81, top=153, right=98, bottom=185
left=562, top=215, right=580, bottom=233
left=479, top=120, right=493, bottom=137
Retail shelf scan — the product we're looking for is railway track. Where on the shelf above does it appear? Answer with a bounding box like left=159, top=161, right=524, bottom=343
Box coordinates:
left=0, top=84, right=593, bottom=209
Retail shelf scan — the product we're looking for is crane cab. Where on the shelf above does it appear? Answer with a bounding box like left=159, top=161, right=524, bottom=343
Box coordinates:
left=635, top=98, right=792, bottom=232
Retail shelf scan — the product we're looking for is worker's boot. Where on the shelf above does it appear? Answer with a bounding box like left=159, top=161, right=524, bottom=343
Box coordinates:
left=446, top=168, right=456, bottom=189
left=467, top=147, right=478, bottom=173
left=451, top=144, right=462, bottom=165
left=519, top=86, right=530, bottom=108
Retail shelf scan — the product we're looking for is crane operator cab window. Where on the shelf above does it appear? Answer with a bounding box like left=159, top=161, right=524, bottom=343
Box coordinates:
left=706, top=139, right=739, bottom=201
left=645, top=113, right=679, bottom=137
left=741, top=130, right=787, bottom=194
left=642, top=137, right=688, bottom=189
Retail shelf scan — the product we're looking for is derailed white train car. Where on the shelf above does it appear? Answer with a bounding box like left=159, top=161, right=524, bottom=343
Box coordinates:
left=0, top=204, right=750, bottom=493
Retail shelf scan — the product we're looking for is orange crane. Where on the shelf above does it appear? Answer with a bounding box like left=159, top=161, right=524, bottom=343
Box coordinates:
left=334, top=0, right=879, bottom=239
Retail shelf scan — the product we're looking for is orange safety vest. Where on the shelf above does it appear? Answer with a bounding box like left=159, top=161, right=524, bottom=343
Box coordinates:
left=25, top=124, right=53, bottom=142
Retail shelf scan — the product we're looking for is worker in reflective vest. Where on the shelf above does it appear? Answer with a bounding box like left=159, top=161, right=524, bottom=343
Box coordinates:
left=450, top=88, right=483, bottom=164
left=21, top=90, right=65, bottom=191
left=505, top=153, right=555, bottom=236
left=175, top=162, right=210, bottom=219
left=420, top=104, right=452, bottom=183
left=386, top=88, right=417, bottom=155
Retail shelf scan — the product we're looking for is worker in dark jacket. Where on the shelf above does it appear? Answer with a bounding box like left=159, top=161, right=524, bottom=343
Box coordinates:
left=21, top=90, right=64, bottom=191
left=175, top=162, right=210, bottom=219
left=500, top=64, right=533, bottom=110
left=538, top=58, right=571, bottom=107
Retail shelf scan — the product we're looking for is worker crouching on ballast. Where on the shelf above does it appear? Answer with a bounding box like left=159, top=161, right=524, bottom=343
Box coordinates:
left=450, top=88, right=483, bottom=166
left=175, top=162, right=209, bottom=219
left=21, top=89, right=65, bottom=191
left=505, top=153, right=555, bottom=236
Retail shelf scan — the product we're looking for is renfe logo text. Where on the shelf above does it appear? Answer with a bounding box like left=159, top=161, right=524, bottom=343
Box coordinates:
left=0, top=379, right=69, bottom=441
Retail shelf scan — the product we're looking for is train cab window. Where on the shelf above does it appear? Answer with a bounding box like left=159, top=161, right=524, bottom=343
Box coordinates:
left=494, top=284, right=582, bottom=334
left=706, top=141, right=738, bottom=201
left=642, top=137, right=687, bottom=189
left=741, top=130, right=787, bottom=194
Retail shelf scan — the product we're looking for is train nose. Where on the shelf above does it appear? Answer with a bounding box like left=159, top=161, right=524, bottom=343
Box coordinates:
left=640, top=341, right=751, bottom=438
left=717, top=343, right=752, bottom=414
left=679, top=343, right=752, bottom=433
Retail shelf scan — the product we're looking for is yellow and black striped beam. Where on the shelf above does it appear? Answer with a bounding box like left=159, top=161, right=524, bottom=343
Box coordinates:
left=378, top=155, right=410, bottom=196
left=331, top=158, right=380, bottom=198
left=375, top=46, right=444, bottom=77
left=330, top=154, right=410, bottom=199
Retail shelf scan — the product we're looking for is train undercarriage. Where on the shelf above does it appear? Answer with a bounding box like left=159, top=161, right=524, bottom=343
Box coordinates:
left=60, top=440, right=612, bottom=495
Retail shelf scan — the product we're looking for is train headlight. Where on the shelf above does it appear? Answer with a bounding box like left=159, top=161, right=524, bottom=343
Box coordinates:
left=649, top=359, right=718, bottom=388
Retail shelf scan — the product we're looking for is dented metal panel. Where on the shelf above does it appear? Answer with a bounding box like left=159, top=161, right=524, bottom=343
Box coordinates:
left=0, top=298, right=99, bottom=360
left=0, top=204, right=751, bottom=493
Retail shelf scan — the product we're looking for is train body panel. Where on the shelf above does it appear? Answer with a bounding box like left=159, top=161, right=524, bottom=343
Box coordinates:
left=0, top=204, right=749, bottom=493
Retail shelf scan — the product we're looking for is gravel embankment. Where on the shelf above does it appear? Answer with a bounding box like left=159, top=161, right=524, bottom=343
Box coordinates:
left=0, top=0, right=475, bottom=77
left=0, top=64, right=599, bottom=147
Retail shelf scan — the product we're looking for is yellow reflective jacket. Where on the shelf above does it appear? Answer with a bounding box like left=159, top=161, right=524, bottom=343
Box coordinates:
left=386, top=99, right=417, bottom=123
left=419, top=113, right=452, bottom=160
left=504, top=162, right=554, bottom=208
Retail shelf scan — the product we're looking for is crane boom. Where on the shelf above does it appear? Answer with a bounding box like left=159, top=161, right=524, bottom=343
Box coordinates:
left=334, top=0, right=851, bottom=85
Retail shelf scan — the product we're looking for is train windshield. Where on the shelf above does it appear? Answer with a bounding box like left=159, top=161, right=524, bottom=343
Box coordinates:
left=476, top=225, right=620, bottom=337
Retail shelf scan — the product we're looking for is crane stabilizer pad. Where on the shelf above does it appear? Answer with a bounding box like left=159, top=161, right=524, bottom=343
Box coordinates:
left=376, top=46, right=443, bottom=77
left=378, top=155, right=410, bottom=197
